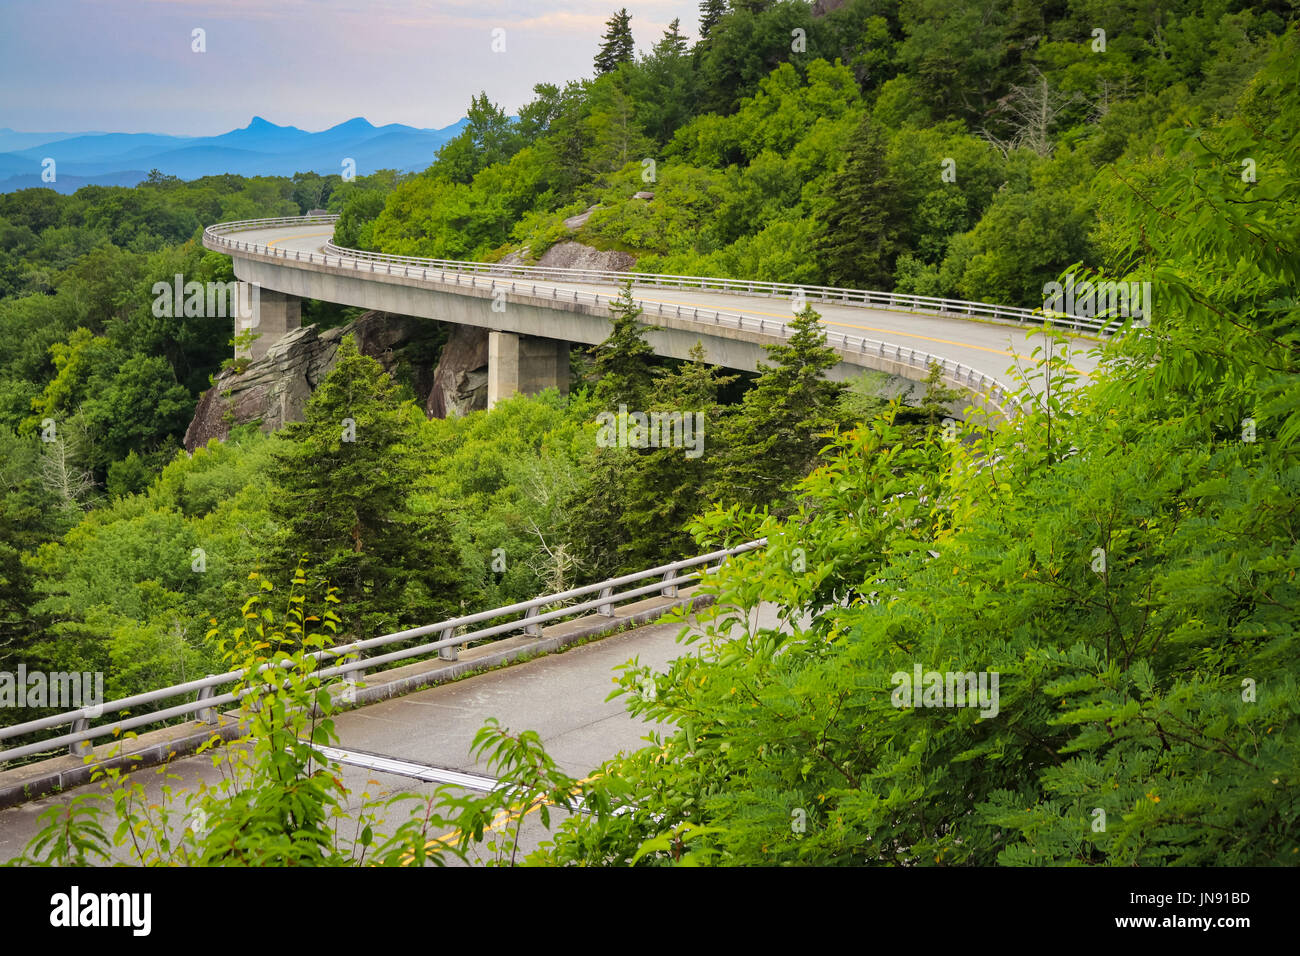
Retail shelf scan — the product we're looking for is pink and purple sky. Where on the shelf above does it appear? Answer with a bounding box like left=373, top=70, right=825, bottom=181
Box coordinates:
left=0, top=0, right=702, bottom=135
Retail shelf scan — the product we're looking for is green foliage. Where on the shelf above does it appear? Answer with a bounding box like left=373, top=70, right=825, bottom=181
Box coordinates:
left=711, top=305, right=847, bottom=512
left=415, top=388, right=592, bottom=605
left=437, top=94, right=524, bottom=185
left=518, top=35, right=1300, bottom=866
left=266, top=335, right=469, bottom=638
left=594, top=8, right=635, bottom=75
left=589, top=280, right=658, bottom=409
left=698, top=0, right=726, bottom=41
left=566, top=343, right=737, bottom=579
left=812, top=114, right=902, bottom=287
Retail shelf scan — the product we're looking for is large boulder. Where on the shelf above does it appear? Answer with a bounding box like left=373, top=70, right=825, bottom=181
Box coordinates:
left=535, top=240, right=635, bottom=273
left=426, top=323, right=489, bottom=418
left=562, top=204, right=600, bottom=231
left=183, top=311, right=444, bottom=450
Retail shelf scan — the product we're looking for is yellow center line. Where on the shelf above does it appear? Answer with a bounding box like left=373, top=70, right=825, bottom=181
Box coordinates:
left=627, top=294, right=1093, bottom=372
left=259, top=238, right=1089, bottom=372
left=626, top=294, right=1022, bottom=357
left=403, top=772, right=602, bottom=866
left=265, top=231, right=333, bottom=247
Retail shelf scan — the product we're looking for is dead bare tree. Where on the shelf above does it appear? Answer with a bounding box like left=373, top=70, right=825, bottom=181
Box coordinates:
left=520, top=457, right=585, bottom=598
left=38, top=424, right=97, bottom=514
left=981, top=67, right=1082, bottom=158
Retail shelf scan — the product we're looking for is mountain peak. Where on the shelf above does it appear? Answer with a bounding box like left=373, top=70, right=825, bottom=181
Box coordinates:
left=246, top=116, right=280, bottom=129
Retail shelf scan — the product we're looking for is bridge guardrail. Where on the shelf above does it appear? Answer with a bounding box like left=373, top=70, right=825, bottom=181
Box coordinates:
left=0, top=540, right=766, bottom=764
left=204, top=216, right=1110, bottom=334
left=203, top=218, right=1023, bottom=415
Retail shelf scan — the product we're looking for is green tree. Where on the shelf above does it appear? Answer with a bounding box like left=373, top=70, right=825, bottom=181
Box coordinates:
left=711, top=305, right=846, bottom=511
left=589, top=280, right=657, bottom=410
left=698, top=0, right=726, bottom=40
left=658, top=17, right=688, bottom=58
left=594, top=8, right=635, bottom=75
left=0, top=430, right=58, bottom=673
left=567, top=343, right=734, bottom=577
left=940, top=184, right=1092, bottom=307
left=811, top=115, right=903, bottom=288
left=266, top=336, right=467, bottom=637
left=435, top=93, right=522, bottom=185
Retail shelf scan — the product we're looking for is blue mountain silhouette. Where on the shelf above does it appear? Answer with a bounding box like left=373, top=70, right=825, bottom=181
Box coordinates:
left=0, top=116, right=468, bottom=193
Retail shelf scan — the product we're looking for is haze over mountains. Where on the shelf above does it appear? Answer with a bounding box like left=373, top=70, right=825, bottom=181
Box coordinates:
left=0, top=116, right=468, bottom=193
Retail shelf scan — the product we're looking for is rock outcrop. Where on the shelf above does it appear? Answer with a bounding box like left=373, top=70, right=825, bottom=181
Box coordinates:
left=562, top=204, right=600, bottom=230
left=426, top=323, right=489, bottom=418
left=498, top=206, right=635, bottom=273
left=183, top=311, right=448, bottom=450
left=534, top=240, right=635, bottom=273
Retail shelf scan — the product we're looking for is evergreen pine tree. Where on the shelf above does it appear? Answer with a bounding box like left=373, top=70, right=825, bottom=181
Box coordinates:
left=568, top=343, right=734, bottom=577
left=266, top=335, right=467, bottom=638
left=656, top=17, right=689, bottom=58
left=712, top=306, right=847, bottom=511
left=617, top=344, right=735, bottom=565
left=594, top=9, right=635, bottom=74
left=812, top=115, right=904, bottom=289
left=892, top=361, right=965, bottom=435
left=698, top=0, right=726, bottom=39
left=589, top=279, right=657, bottom=410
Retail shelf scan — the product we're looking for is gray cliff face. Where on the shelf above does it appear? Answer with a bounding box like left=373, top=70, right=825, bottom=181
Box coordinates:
left=499, top=227, right=636, bottom=274
left=533, top=240, right=635, bottom=273
left=426, top=323, right=489, bottom=419
left=183, top=311, right=482, bottom=450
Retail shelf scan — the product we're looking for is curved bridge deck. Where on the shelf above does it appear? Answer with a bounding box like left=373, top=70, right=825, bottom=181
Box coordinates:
left=206, top=218, right=1102, bottom=419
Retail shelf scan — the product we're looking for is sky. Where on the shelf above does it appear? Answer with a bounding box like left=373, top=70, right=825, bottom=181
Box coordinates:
left=0, top=0, right=704, bottom=135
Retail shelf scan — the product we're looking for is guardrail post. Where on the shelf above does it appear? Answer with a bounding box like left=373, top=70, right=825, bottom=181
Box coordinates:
left=197, top=679, right=218, bottom=724
left=660, top=570, right=678, bottom=598
left=438, top=626, right=459, bottom=661
left=597, top=586, right=615, bottom=616
left=69, top=717, right=92, bottom=757
left=339, top=664, right=366, bottom=705
left=524, top=606, right=542, bottom=637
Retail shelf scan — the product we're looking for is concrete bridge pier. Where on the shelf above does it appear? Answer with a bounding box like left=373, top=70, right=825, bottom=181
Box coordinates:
left=487, top=332, right=569, bottom=408
left=236, top=288, right=301, bottom=362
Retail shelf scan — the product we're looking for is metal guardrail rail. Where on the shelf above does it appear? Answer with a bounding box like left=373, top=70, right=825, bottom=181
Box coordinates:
left=0, top=214, right=1068, bottom=764
left=0, top=540, right=765, bottom=764
left=204, top=215, right=1108, bottom=333
left=202, top=217, right=1024, bottom=414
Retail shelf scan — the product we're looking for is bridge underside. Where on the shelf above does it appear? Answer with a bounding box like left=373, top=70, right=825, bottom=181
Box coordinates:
left=231, top=256, right=1007, bottom=421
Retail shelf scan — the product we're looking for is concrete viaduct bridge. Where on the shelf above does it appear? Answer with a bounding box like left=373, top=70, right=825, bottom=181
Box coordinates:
left=202, top=215, right=1103, bottom=417
left=0, top=218, right=1108, bottom=859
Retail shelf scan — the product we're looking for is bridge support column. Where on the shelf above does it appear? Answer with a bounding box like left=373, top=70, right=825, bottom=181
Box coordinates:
left=236, top=289, right=301, bottom=363
left=487, top=332, right=569, bottom=408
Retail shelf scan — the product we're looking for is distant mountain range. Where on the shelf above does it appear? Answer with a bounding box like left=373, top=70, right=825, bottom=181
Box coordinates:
left=0, top=116, right=468, bottom=193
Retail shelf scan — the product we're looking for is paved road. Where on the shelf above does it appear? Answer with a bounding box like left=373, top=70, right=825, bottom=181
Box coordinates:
left=234, top=223, right=1103, bottom=391
left=0, top=604, right=779, bottom=865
